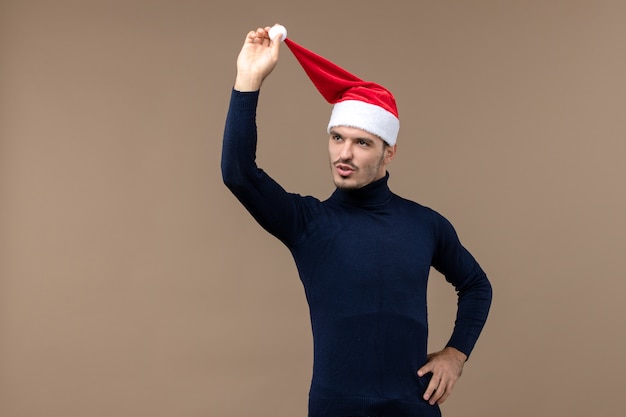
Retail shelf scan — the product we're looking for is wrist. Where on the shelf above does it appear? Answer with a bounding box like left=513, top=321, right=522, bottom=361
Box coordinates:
left=234, top=73, right=263, bottom=92
left=445, top=346, right=468, bottom=362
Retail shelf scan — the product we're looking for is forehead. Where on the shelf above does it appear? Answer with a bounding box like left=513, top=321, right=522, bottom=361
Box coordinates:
left=330, top=126, right=384, bottom=144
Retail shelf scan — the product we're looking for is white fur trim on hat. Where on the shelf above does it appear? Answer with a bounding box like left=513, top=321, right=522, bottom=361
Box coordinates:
left=327, top=100, right=399, bottom=146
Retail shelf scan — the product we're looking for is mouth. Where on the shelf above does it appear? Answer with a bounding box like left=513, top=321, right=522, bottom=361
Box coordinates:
left=335, top=163, right=355, bottom=177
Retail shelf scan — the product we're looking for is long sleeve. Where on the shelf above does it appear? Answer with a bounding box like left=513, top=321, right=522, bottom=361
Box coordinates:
left=221, top=89, right=316, bottom=246
left=431, top=213, right=493, bottom=358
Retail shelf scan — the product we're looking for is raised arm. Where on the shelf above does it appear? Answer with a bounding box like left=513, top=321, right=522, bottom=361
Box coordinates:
left=222, top=25, right=313, bottom=247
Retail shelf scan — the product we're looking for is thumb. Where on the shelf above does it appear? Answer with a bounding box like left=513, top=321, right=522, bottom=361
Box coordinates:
left=271, top=34, right=283, bottom=53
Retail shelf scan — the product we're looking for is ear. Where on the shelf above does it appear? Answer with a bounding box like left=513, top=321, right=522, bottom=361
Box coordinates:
left=384, top=144, right=397, bottom=164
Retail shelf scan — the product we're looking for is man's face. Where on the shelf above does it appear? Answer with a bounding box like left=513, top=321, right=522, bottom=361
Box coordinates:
left=328, top=126, right=397, bottom=190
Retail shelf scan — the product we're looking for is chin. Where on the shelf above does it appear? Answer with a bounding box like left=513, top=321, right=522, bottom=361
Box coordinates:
left=333, top=177, right=361, bottom=190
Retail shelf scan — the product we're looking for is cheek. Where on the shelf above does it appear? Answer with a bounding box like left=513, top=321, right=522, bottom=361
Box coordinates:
left=328, top=142, right=336, bottom=157
left=329, top=144, right=344, bottom=162
left=363, top=153, right=381, bottom=167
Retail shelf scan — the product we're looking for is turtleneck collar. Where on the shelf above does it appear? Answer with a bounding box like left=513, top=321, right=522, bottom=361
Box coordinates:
left=329, top=172, right=393, bottom=207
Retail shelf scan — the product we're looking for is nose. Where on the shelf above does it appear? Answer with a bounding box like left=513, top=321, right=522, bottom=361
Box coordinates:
left=338, top=141, right=353, bottom=161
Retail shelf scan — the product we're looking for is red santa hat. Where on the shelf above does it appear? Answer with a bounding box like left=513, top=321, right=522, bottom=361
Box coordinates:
left=269, top=25, right=399, bottom=146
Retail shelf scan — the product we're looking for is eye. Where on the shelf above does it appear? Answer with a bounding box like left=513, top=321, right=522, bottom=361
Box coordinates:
left=331, top=134, right=343, bottom=142
left=357, top=139, right=369, bottom=147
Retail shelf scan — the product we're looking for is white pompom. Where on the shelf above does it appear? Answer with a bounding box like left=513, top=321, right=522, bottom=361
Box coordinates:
left=268, top=25, right=287, bottom=42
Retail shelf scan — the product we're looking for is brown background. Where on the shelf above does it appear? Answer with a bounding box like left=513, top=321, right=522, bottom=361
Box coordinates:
left=1, top=1, right=625, bottom=416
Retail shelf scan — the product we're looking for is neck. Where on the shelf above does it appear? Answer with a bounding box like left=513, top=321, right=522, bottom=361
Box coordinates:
left=330, top=172, right=392, bottom=207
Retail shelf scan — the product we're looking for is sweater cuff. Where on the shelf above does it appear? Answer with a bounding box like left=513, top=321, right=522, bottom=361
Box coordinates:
left=446, top=332, right=478, bottom=360
left=230, top=88, right=260, bottom=112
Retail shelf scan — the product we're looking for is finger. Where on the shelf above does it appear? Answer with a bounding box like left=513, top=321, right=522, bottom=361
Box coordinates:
left=257, top=27, right=270, bottom=42
left=416, top=363, right=432, bottom=377
left=245, top=27, right=264, bottom=45
left=245, top=30, right=256, bottom=43
left=271, top=32, right=283, bottom=43
left=270, top=33, right=283, bottom=52
left=261, top=28, right=275, bottom=46
left=429, top=381, right=446, bottom=405
left=435, top=376, right=458, bottom=405
left=422, top=377, right=440, bottom=403
left=246, top=31, right=261, bottom=45
left=436, top=387, right=452, bottom=405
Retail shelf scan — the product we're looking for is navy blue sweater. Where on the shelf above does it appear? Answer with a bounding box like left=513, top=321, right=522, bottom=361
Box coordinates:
left=222, top=90, right=492, bottom=417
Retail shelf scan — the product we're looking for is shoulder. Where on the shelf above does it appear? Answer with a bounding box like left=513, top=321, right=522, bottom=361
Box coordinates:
left=391, top=193, right=458, bottom=232
left=391, top=193, right=440, bottom=217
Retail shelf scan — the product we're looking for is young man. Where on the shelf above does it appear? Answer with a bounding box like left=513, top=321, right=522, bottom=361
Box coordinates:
left=221, top=25, right=492, bottom=417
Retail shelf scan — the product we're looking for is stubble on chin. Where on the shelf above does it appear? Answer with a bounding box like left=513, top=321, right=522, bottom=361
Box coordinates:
left=334, top=179, right=359, bottom=191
